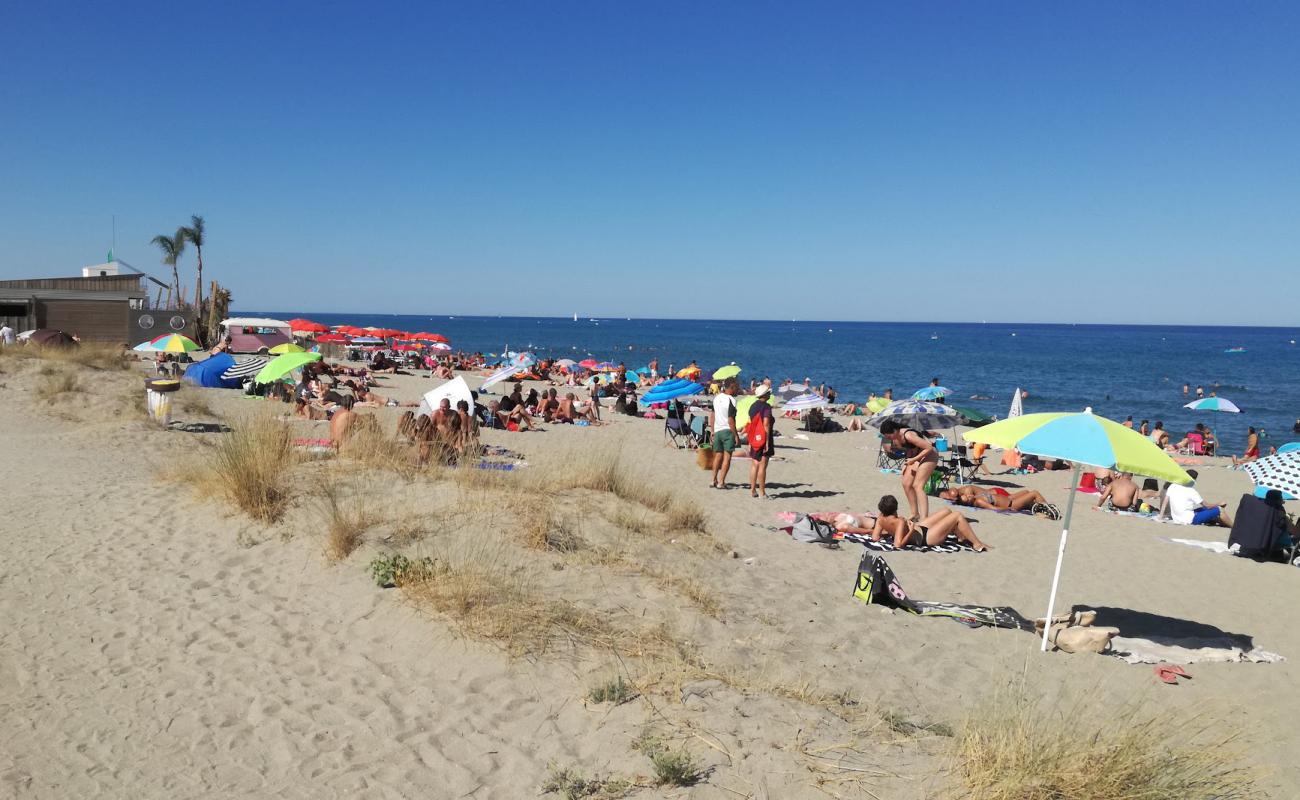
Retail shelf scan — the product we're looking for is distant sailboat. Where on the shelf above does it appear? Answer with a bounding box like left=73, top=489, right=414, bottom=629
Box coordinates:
left=573, top=312, right=578, bottom=322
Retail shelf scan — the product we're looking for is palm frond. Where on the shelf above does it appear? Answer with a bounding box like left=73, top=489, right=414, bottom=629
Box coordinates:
left=151, top=233, right=178, bottom=263
left=172, top=227, right=188, bottom=257
left=184, top=214, right=205, bottom=247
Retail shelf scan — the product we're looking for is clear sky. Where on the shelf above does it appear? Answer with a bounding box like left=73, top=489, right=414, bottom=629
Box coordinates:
left=2, top=2, right=1297, bottom=324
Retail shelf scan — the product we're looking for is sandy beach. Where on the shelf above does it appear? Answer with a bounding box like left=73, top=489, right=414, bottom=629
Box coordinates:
left=3, top=351, right=1297, bottom=799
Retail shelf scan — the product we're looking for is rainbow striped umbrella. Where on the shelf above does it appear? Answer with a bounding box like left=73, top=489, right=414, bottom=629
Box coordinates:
left=148, top=334, right=201, bottom=353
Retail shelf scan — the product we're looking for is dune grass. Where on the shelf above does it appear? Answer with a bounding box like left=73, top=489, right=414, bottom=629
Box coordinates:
left=0, top=342, right=130, bottom=371
left=954, top=689, right=1260, bottom=800
left=541, top=764, right=635, bottom=800
left=180, top=413, right=296, bottom=523
left=35, top=369, right=81, bottom=401
left=318, top=473, right=379, bottom=562
left=634, top=733, right=704, bottom=787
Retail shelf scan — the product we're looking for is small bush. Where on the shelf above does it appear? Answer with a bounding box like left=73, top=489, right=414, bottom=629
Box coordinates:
left=665, top=502, right=708, bottom=533
left=955, top=690, right=1260, bottom=800
left=880, top=709, right=953, bottom=738
left=635, top=734, right=703, bottom=787
left=368, top=553, right=436, bottom=588
left=206, top=414, right=295, bottom=522
left=35, top=370, right=80, bottom=401
left=320, top=477, right=377, bottom=562
left=522, top=506, right=586, bottom=553
left=541, top=763, right=634, bottom=799
left=588, top=674, right=635, bottom=705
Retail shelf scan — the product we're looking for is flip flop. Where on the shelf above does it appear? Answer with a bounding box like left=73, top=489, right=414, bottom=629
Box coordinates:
left=1154, top=664, right=1192, bottom=684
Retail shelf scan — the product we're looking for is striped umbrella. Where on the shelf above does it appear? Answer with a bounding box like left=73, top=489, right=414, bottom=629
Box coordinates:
left=868, top=400, right=963, bottom=430
left=782, top=392, right=829, bottom=412
left=912, top=386, right=952, bottom=401
left=1184, top=397, right=1241, bottom=413
left=1242, top=451, right=1300, bottom=500
left=221, top=357, right=269, bottom=381
left=148, top=334, right=201, bottom=353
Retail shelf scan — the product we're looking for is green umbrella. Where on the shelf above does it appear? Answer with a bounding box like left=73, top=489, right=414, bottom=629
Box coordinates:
left=712, top=364, right=742, bottom=381
left=964, top=408, right=1190, bottom=651
left=254, top=352, right=322, bottom=385
left=951, top=405, right=994, bottom=427
left=735, top=395, right=758, bottom=427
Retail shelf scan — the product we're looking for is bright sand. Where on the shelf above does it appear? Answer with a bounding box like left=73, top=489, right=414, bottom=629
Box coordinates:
left=3, top=358, right=1298, bottom=798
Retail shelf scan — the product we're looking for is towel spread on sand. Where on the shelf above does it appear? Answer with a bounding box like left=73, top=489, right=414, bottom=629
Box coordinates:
left=1111, top=636, right=1284, bottom=665
left=1160, top=537, right=1234, bottom=554
left=852, top=554, right=1032, bottom=629
left=766, top=514, right=980, bottom=553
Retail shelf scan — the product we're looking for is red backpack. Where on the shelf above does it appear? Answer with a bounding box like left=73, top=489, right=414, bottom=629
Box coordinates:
left=745, top=408, right=768, bottom=450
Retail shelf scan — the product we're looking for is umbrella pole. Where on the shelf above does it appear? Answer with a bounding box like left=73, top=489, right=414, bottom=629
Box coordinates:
left=1040, top=463, right=1082, bottom=652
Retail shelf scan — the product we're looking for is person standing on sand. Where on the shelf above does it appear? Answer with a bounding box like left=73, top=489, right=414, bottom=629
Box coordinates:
left=748, top=384, right=775, bottom=499
left=880, top=419, right=938, bottom=521
left=0, top=323, right=14, bottom=346
left=648, top=358, right=659, bottom=379
left=709, top=379, right=739, bottom=489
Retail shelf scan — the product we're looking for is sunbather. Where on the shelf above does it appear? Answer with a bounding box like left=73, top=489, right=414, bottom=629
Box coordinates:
left=329, top=396, right=357, bottom=447
left=940, top=485, right=1058, bottom=517
left=874, top=494, right=989, bottom=551
left=1094, top=472, right=1139, bottom=510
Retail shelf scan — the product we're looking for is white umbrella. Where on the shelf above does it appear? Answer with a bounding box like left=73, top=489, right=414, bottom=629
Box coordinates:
left=428, top=342, right=452, bottom=351
left=782, top=392, right=829, bottom=412
left=1009, top=388, right=1023, bottom=418
left=1183, top=397, right=1241, bottom=413
left=479, top=364, right=518, bottom=391
left=1242, top=451, right=1300, bottom=499
left=420, top=376, right=474, bottom=416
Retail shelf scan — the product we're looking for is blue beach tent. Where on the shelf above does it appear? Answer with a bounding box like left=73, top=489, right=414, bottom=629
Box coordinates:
left=182, top=353, right=241, bottom=389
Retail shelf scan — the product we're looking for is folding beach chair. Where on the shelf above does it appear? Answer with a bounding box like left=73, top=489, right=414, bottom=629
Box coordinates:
left=876, top=437, right=907, bottom=471
left=950, top=445, right=985, bottom=483
left=665, top=400, right=697, bottom=448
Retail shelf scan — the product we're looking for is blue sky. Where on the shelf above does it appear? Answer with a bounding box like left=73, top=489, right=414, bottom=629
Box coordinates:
left=2, top=2, right=1297, bottom=324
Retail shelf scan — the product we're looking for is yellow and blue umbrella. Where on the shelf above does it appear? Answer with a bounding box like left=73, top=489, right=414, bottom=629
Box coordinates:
left=254, top=352, right=321, bottom=384
left=1184, top=397, right=1240, bottom=413
left=964, top=409, right=1190, bottom=651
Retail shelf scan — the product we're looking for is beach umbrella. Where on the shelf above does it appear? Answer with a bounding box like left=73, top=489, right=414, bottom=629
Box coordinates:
left=413, top=332, right=448, bottom=342
left=291, top=320, right=329, bottom=334
left=512, top=352, right=538, bottom=367
left=420, top=376, right=474, bottom=417
left=393, top=343, right=424, bottom=351
left=148, top=333, right=201, bottom=353
left=866, top=396, right=890, bottom=413
left=1009, top=388, right=1024, bottom=419
left=592, top=360, right=618, bottom=371
left=555, top=358, right=577, bottom=369
left=350, top=336, right=384, bottom=344
left=868, top=400, right=963, bottom=430
left=480, top=363, right=518, bottom=391
left=950, top=406, right=995, bottom=428
left=964, top=409, right=1191, bottom=652
left=578, top=358, right=599, bottom=369
left=428, top=341, right=451, bottom=351
left=735, top=395, right=758, bottom=427
left=782, top=392, right=829, bottom=412
left=641, top=379, right=705, bottom=404
left=269, top=342, right=306, bottom=354
left=221, top=356, right=269, bottom=381
left=713, top=364, right=742, bottom=381
left=676, top=365, right=702, bottom=379
left=253, top=352, right=321, bottom=384
left=1184, top=397, right=1241, bottom=413
left=912, top=386, right=951, bottom=401
left=1242, top=451, right=1300, bottom=500
left=315, top=333, right=349, bottom=343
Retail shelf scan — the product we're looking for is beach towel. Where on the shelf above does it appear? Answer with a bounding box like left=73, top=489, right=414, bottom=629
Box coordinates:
left=1160, top=537, right=1234, bottom=554
left=851, top=554, right=1031, bottom=629
left=766, top=512, right=980, bottom=553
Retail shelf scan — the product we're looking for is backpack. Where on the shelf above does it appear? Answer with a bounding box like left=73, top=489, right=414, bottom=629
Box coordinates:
left=745, top=407, right=768, bottom=450
left=789, top=514, right=839, bottom=545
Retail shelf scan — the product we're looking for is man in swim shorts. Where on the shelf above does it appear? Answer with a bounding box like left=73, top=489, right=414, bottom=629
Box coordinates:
left=710, top=379, right=739, bottom=489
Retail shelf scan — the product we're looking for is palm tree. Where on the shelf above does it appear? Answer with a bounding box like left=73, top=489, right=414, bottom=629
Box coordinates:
left=151, top=228, right=187, bottom=308
left=182, top=215, right=206, bottom=314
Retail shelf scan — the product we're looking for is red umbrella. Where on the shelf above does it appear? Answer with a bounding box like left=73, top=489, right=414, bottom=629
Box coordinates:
left=315, top=333, right=349, bottom=343
left=414, top=332, right=448, bottom=343
left=578, top=358, right=599, bottom=369
left=290, top=318, right=328, bottom=333
left=392, top=343, right=424, bottom=351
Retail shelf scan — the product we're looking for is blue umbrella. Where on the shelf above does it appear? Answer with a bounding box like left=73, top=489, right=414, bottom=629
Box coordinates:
left=1183, top=397, right=1241, bottom=413
left=912, top=385, right=952, bottom=401
left=641, top=380, right=704, bottom=404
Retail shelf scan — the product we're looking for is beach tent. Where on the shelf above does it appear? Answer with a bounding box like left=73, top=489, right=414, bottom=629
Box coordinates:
left=420, top=376, right=474, bottom=417
left=182, top=353, right=241, bottom=389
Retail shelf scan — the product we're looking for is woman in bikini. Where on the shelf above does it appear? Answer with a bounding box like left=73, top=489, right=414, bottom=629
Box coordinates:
left=874, top=494, right=990, bottom=551
left=879, top=419, right=938, bottom=521
left=940, top=485, right=1059, bottom=518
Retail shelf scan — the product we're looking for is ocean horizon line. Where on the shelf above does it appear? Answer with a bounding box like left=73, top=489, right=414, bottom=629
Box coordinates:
left=235, top=311, right=1300, bottom=333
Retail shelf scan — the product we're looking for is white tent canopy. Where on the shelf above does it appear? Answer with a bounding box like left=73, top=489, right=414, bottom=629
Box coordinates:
left=419, top=376, right=474, bottom=417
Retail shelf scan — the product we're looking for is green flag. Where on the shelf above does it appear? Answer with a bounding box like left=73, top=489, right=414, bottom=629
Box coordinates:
left=107, top=249, right=113, bottom=262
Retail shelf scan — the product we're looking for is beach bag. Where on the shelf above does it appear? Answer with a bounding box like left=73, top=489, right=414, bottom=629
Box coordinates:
left=696, top=446, right=713, bottom=470
left=851, top=553, right=913, bottom=608
left=745, top=412, right=768, bottom=451
left=923, top=470, right=944, bottom=495
left=789, top=514, right=838, bottom=544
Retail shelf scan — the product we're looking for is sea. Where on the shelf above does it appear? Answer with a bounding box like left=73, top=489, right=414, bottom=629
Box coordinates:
left=240, top=312, right=1300, bottom=452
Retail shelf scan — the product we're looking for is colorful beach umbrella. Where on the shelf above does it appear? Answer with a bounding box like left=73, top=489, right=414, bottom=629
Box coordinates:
left=479, top=364, right=519, bottom=391
left=1184, top=397, right=1241, bottom=413
left=641, top=379, right=704, bottom=404
left=713, top=364, right=742, bottom=381
left=912, top=386, right=951, bottom=401
left=253, top=352, right=321, bottom=385
left=149, top=333, right=201, bottom=353
left=221, top=357, right=269, bottom=381
left=964, top=409, right=1191, bottom=651
left=868, top=400, right=963, bottom=430
left=676, top=365, right=702, bottom=379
